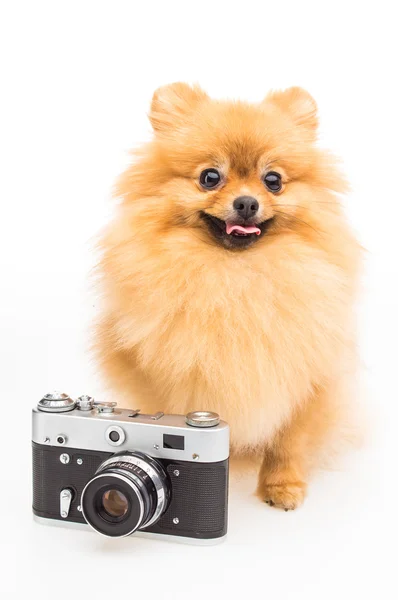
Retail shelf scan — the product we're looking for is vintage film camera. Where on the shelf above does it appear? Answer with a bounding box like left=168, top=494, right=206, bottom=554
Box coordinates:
left=32, top=392, right=229, bottom=543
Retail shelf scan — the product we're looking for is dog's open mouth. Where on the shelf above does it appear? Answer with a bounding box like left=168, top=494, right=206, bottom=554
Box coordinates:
left=225, top=223, right=261, bottom=236
left=200, top=212, right=274, bottom=249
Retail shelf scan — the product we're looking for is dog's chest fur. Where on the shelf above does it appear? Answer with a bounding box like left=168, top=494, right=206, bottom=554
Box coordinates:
left=115, top=237, right=350, bottom=449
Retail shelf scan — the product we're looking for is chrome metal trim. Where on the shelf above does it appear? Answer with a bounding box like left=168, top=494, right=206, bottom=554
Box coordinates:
left=60, top=489, right=72, bottom=518
left=33, top=515, right=227, bottom=545
left=186, top=411, right=220, bottom=428
left=38, top=392, right=76, bottom=413
left=105, top=425, right=126, bottom=446
left=76, top=395, right=94, bottom=411
left=32, top=407, right=230, bottom=463
left=150, top=412, right=164, bottom=420
left=94, top=400, right=117, bottom=408
left=128, top=409, right=140, bottom=418
left=97, top=454, right=167, bottom=528
left=95, top=402, right=116, bottom=414
left=81, top=472, right=144, bottom=538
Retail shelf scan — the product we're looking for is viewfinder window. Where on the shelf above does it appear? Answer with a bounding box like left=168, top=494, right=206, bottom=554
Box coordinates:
left=163, top=434, right=185, bottom=450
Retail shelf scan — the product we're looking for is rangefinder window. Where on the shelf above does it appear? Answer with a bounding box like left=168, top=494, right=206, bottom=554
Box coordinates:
left=163, top=434, right=185, bottom=450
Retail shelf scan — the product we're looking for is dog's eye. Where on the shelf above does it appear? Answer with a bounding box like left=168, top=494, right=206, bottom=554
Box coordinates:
left=263, top=171, right=282, bottom=193
left=199, top=168, right=222, bottom=190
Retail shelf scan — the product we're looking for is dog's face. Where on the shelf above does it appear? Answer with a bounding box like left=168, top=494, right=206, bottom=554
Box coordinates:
left=121, top=83, right=344, bottom=251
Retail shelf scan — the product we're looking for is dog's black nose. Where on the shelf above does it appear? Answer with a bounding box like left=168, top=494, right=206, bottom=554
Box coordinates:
left=233, top=196, right=259, bottom=220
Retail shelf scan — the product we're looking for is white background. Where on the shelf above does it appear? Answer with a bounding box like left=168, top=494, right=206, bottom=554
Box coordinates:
left=1, top=1, right=397, bottom=599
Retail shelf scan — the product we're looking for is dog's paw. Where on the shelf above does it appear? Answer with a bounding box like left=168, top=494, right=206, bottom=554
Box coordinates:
left=257, top=481, right=307, bottom=511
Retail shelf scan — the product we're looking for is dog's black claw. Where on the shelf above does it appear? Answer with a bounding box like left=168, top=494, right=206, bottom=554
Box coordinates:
left=284, top=508, right=289, bottom=512
left=269, top=500, right=274, bottom=506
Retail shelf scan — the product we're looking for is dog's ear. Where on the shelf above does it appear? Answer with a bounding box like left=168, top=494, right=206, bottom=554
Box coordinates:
left=149, top=82, right=208, bottom=133
left=267, top=87, right=318, bottom=136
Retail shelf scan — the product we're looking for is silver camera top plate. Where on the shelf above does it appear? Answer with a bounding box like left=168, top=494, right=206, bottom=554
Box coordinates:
left=32, top=402, right=229, bottom=463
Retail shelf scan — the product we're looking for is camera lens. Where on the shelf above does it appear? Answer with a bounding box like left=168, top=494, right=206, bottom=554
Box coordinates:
left=102, top=489, right=128, bottom=518
left=81, top=451, right=170, bottom=538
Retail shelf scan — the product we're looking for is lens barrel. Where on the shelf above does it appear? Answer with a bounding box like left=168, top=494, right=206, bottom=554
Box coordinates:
left=81, top=452, right=170, bottom=537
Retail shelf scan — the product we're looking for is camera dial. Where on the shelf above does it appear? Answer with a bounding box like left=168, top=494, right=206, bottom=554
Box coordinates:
left=76, top=395, right=95, bottom=411
left=81, top=451, right=170, bottom=538
left=186, top=411, right=220, bottom=427
left=96, top=402, right=117, bottom=414
left=37, top=392, right=76, bottom=413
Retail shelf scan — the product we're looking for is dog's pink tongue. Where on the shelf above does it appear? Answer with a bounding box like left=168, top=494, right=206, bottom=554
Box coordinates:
left=226, top=223, right=261, bottom=235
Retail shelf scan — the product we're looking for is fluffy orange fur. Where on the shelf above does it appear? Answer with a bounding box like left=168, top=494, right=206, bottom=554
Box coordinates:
left=95, top=83, right=361, bottom=509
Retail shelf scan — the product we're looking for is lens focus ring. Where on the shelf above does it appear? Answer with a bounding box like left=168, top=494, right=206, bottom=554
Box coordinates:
left=81, top=451, right=170, bottom=538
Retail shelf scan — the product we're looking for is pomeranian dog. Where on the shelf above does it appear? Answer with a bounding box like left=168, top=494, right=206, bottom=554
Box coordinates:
left=95, top=83, right=361, bottom=510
